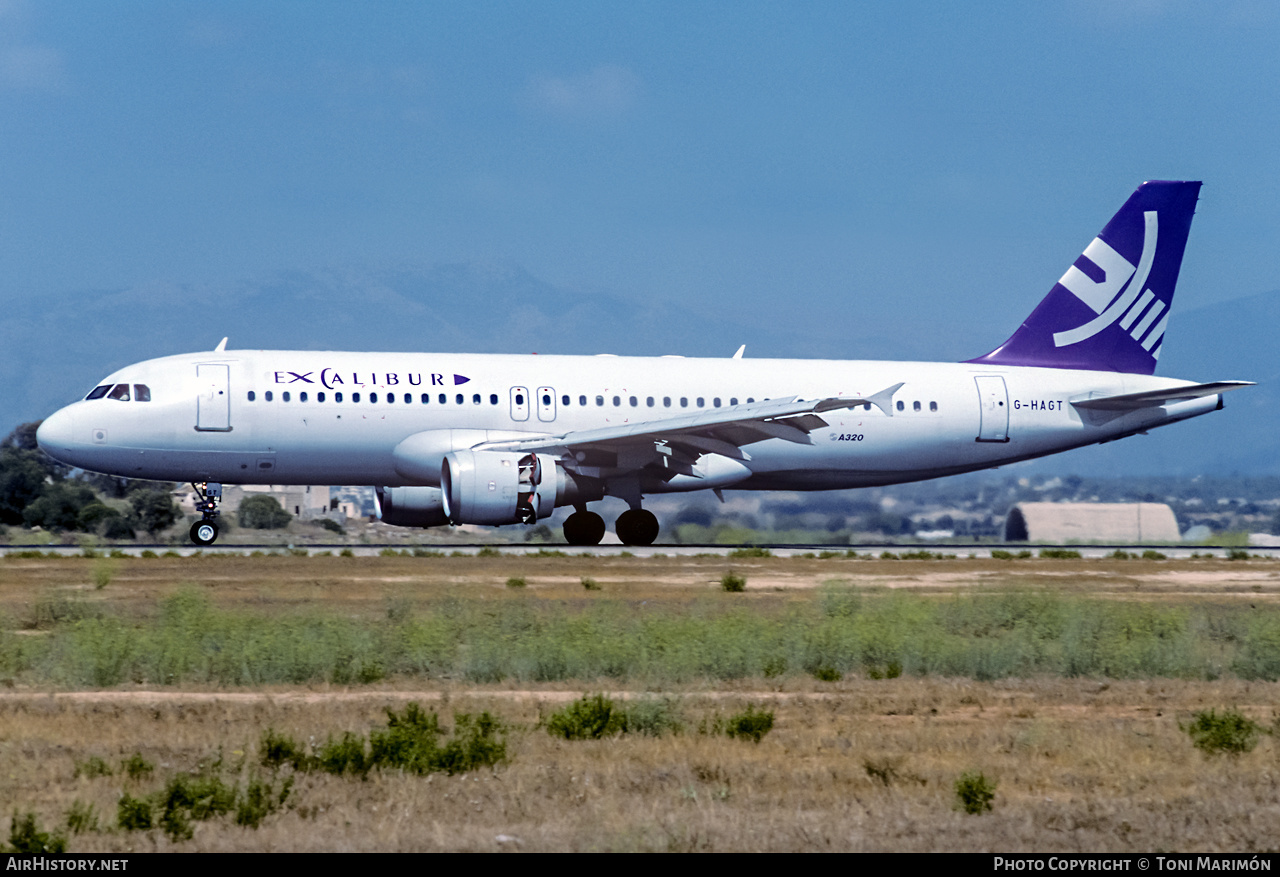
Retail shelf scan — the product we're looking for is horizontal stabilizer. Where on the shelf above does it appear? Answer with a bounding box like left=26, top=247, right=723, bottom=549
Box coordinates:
left=1071, top=381, right=1253, bottom=411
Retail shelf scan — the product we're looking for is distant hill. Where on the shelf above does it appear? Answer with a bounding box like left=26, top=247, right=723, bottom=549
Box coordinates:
left=4, top=264, right=1273, bottom=475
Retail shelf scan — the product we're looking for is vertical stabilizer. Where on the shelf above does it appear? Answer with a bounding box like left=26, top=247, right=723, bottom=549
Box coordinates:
left=967, top=181, right=1201, bottom=374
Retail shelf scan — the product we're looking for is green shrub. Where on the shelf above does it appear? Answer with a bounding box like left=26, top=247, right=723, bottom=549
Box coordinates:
left=505, top=576, right=528, bottom=588
left=73, top=756, right=113, bottom=779
left=339, top=548, right=355, bottom=557
left=955, top=771, right=996, bottom=814
left=1142, top=550, right=1167, bottom=560
left=238, top=495, right=292, bottom=529
left=316, top=518, right=345, bottom=534
left=317, top=732, right=370, bottom=778
left=546, top=693, right=627, bottom=740
left=476, top=546, right=501, bottom=557
left=720, top=572, right=746, bottom=592
left=122, top=752, right=153, bottom=781
left=117, top=794, right=152, bottom=831
left=8, top=811, right=66, bottom=853
left=235, top=775, right=292, bottom=829
left=1109, top=550, right=1134, bottom=560
left=623, top=698, right=684, bottom=737
left=726, top=705, right=774, bottom=743
left=728, top=546, right=772, bottom=558
left=991, top=549, right=1031, bottom=559
left=1227, top=548, right=1251, bottom=561
left=580, top=576, right=601, bottom=591
left=64, top=800, right=99, bottom=835
left=1182, top=708, right=1262, bottom=756
left=811, top=665, right=842, bottom=682
left=1039, top=548, right=1081, bottom=559
left=259, top=729, right=311, bottom=772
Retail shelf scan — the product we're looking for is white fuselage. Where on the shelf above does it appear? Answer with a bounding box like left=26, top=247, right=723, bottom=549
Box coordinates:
left=36, top=349, right=1219, bottom=491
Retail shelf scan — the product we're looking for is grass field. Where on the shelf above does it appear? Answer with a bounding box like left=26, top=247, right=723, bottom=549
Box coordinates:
left=2, top=553, right=1279, bottom=852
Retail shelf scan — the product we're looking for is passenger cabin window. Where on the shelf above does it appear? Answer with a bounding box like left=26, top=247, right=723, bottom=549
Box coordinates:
left=455, top=394, right=463, bottom=404
left=335, top=392, right=343, bottom=402
left=713, top=397, right=721, bottom=408
left=370, top=393, right=377, bottom=403
left=663, top=397, right=671, bottom=407
left=680, top=397, right=688, bottom=408
left=86, top=385, right=111, bottom=401
left=579, top=395, right=587, bottom=406
left=438, top=394, right=446, bottom=404
left=930, top=401, right=938, bottom=412
left=405, top=393, right=412, bottom=404
left=247, top=391, right=256, bottom=402
left=134, top=385, right=151, bottom=402
left=318, top=392, right=325, bottom=402
left=282, top=392, right=291, bottom=402
left=490, top=394, right=499, bottom=405
left=265, top=391, right=274, bottom=402
left=896, top=400, right=904, bottom=411
left=353, top=392, right=361, bottom=403
left=107, top=384, right=130, bottom=401
left=696, top=397, right=705, bottom=408
left=913, top=401, right=921, bottom=412
left=613, top=396, right=621, bottom=407
left=562, top=395, right=570, bottom=406
left=299, top=392, right=308, bottom=403
left=730, top=397, right=738, bottom=406
left=473, top=394, right=481, bottom=405
left=596, top=395, right=604, bottom=406
left=629, top=396, right=637, bottom=407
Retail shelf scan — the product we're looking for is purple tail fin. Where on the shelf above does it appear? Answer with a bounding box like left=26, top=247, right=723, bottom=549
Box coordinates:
left=967, top=181, right=1201, bottom=375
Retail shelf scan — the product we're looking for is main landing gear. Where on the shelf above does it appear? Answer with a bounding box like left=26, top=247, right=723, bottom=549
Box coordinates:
left=561, top=507, right=660, bottom=547
left=189, top=482, right=223, bottom=546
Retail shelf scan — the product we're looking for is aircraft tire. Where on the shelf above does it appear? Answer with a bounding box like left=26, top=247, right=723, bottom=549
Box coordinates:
left=190, top=520, right=219, bottom=547
left=563, top=511, right=606, bottom=546
left=615, top=509, right=659, bottom=546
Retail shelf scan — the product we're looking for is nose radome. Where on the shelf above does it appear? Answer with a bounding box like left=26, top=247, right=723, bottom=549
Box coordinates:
left=35, top=407, right=78, bottom=461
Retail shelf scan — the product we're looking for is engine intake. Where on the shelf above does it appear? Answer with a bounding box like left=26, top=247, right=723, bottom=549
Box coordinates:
left=441, top=451, right=562, bottom=525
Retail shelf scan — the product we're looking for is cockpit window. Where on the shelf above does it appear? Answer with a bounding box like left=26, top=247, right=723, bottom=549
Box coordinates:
left=133, top=384, right=151, bottom=402
left=107, top=384, right=131, bottom=401
left=85, top=385, right=111, bottom=400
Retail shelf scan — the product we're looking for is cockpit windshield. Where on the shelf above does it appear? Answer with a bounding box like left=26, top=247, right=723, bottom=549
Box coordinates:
left=87, top=383, right=151, bottom=402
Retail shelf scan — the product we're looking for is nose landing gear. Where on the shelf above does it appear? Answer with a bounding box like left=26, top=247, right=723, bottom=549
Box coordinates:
left=189, top=482, right=223, bottom=546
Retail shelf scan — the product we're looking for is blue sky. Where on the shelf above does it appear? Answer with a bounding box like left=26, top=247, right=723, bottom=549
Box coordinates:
left=2, top=1, right=1278, bottom=360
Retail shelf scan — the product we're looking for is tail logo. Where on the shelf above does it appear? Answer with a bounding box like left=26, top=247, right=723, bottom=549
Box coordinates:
left=1052, top=211, right=1168, bottom=359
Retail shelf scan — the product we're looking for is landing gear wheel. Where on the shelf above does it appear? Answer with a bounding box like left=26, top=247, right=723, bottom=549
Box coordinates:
left=563, top=511, right=606, bottom=546
left=615, top=509, right=659, bottom=546
left=190, top=520, right=219, bottom=547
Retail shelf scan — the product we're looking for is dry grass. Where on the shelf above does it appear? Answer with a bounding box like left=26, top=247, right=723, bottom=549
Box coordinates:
left=2, top=554, right=1280, bottom=851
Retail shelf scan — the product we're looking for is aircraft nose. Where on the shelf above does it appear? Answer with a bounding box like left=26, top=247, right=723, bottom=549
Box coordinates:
left=36, top=407, right=79, bottom=462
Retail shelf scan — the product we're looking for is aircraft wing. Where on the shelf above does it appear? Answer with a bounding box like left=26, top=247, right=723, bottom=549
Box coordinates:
left=1071, top=381, right=1254, bottom=411
left=475, top=384, right=903, bottom=472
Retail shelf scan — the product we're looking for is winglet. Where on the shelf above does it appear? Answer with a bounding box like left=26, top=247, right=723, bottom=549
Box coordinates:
left=732, top=345, right=745, bottom=359
left=214, top=337, right=228, bottom=352
left=815, top=382, right=905, bottom=418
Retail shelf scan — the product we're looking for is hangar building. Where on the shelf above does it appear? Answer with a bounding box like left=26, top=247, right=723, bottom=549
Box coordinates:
left=1004, top=502, right=1181, bottom=543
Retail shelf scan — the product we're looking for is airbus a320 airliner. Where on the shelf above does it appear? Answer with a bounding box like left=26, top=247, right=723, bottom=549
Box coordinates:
left=37, top=181, right=1251, bottom=546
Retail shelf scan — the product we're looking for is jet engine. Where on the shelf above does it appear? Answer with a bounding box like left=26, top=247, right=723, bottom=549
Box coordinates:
left=375, top=486, right=449, bottom=528
left=442, top=451, right=583, bottom=525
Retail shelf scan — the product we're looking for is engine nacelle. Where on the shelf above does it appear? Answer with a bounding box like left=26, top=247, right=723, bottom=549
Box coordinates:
left=375, top=486, right=449, bottom=528
left=441, top=451, right=561, bottom=525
